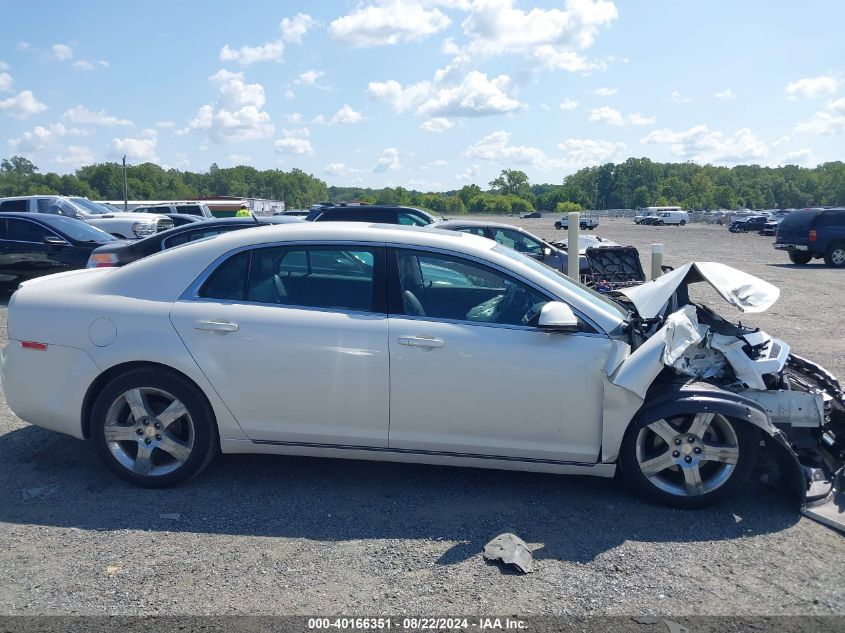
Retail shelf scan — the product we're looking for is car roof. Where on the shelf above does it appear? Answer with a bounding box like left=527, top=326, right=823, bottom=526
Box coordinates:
left=436, top=219, right=521, bottom=231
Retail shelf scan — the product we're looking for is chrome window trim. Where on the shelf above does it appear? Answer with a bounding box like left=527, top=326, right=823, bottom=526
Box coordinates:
left=179, top=239, right=607, bottom=336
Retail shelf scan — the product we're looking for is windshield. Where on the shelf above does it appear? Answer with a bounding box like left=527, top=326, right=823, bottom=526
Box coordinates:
left=70, top=197, right=116, bottom=215
left=492, top=244, right=627, bottom=318
left=48, top=216, right=116, bottom=242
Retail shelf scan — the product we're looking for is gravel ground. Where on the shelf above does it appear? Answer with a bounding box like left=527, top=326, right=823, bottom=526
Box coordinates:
left=0, top=217, right=843, bottom=616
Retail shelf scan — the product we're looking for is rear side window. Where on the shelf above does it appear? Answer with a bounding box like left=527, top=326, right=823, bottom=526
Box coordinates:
left=0, top=199, right=28, bottom=213
left=199, top=251, right=249, bottom=301
left=455, top=226, right=488, bottom=237
left=7, top=219, right=51, bottom=242
left=178, top=205, right=202, bottom=216
left=816, top=212, right=845, bottom=227
left=396, top=211, right=430, bottom=226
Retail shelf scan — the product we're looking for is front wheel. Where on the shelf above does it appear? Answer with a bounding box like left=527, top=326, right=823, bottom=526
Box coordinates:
left=91, top=368, right=219, bottom=488
left=657, top=220, right=665, bottom=226
left=823, top=245, right=845, bottom=267
left=619, top=413, right=756, bottom=509
left=554, top=222, right=563, bottom=230
left=788, top=250, right=813, bottom=265
left=679, top=220, right=686, bottom=226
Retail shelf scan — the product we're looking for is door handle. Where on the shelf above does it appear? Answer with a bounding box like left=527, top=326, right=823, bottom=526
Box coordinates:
left=194, top=320, right=239, bottom=333
left=398, top=336, right=445, bottom=348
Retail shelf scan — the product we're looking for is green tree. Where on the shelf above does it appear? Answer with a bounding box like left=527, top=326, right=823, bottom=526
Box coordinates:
left=489, top=169, right=532, bottom=201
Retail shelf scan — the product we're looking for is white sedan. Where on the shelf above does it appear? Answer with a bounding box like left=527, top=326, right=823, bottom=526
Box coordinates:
left=1, top=223, right=841, bottom=509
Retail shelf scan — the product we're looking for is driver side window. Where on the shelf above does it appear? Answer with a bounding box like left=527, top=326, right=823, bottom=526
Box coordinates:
left=396, top=250, right=550, bottom=327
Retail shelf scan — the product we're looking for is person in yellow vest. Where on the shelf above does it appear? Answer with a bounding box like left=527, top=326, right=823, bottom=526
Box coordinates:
left=235, top=203, right=250, bottom=217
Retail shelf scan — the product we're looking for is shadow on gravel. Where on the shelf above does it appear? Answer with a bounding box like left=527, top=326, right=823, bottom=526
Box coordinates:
left=0, top=425, right=799, bottom=564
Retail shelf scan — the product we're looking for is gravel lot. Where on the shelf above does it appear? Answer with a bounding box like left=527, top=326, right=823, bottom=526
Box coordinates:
left=0, top=217, right=843, bottom=616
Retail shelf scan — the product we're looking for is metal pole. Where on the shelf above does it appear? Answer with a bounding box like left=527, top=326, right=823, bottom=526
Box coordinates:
left=122, top=155, right=128, bottom=211
left=651, top=243, right=664, bottom=280
left=567, top=211, right=580, bottom=280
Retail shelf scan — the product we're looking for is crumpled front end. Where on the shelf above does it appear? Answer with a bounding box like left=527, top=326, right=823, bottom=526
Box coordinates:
left=610, top=261, right=845, bottom=529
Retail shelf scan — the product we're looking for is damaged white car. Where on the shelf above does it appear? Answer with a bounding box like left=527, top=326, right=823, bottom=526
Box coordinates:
left=0, top=224, right=841, bottom=514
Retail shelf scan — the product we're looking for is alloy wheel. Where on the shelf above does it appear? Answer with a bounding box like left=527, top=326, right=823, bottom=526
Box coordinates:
left=103, top=387, right=195, bottom=477
left=634, top=413, right=739, bottom=497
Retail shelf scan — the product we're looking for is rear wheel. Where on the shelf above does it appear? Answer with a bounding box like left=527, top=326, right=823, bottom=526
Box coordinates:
left=91, top=368, right=218, bottom=488
left=788, top=250, right=813, bottom=265
left=620, top=413, right=756, bottom=509
left=823, top=245, right=845, bottom=267
left=679, top=220, right=686, bottom=226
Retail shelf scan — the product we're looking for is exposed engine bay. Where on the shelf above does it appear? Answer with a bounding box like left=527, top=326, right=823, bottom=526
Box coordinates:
left=610, top=262, right=845, bottom=531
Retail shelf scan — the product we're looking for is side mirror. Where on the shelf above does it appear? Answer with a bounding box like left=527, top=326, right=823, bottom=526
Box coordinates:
left=43, top=235, right=69, bottom=247
left=542, top=246, right=552, bottom=258
left=538, top=301, right=580, bottom=332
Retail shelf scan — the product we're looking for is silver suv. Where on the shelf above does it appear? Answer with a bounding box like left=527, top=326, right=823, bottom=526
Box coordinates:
left=131, top=202, right=213, bottom=218
left=0, top=196, right=173, bottom=238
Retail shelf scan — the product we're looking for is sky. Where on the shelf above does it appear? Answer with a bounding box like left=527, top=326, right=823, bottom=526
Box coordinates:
left=1, top=0, right=843, bottom=190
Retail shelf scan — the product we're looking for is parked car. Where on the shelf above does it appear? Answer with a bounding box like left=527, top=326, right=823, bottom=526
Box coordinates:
left=0, top=212, right=118, bottom=290
left=760, top=218, right=783, bottom=236
left=521, top=212, right=541, bottom=219
left=654, top=210, right=690, bottom=226
left=131, top=202, right=214, bottom=219
left=434, top=219, right=590, bottom=279
left=554, top=214, right=599, bottom=231
left=87, top=216, right=302, bottom=268
left=3, top=223, right=842, bottom=512
left=774, top=207, right=845, bottom=266
left=274, top=209, right=310, bottom=217
left=728, top=216, right=767, bottom=233
left=306, top=204, right=438, bottom=225
left=0, top=196, right=173, bottom=239
left=131, top=212, right=205, bottom=228
left=634, top=210, right=657, bottom=224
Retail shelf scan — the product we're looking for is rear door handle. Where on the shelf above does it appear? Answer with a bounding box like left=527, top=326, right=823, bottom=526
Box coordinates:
left=398, top=336, right=445, bottom=348
left=194, top=320, right=239, bottom=333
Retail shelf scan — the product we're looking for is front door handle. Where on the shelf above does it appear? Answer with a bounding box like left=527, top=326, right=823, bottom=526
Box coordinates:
left=194, top=320, right=239, bottom=333
left=398, top=335, right=445, bottom=348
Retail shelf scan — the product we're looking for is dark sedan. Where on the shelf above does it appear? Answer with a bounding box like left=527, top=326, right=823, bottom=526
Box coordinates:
left=0, top=213, right=119, bottom=290
left=86, top=216, right=302, bottom=267
left=729, top=215, right=767, bottom=233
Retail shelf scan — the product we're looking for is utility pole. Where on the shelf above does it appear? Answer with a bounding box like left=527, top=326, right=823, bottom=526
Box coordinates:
left=122, top=155, right=128, bottom=211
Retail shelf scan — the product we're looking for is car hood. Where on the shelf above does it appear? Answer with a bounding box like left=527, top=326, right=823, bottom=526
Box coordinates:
left=617, top=262, right=780, bottom=319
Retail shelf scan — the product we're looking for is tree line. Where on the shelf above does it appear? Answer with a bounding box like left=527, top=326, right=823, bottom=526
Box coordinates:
left=2, top=155, right=843, bottom=215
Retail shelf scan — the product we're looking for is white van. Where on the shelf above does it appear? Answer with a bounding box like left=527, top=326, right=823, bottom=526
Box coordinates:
left=655, top=210, right=690, bottom=226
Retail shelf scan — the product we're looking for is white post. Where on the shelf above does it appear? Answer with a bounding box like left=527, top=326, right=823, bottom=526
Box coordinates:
left=651, top=243, right=664, bottom=280
left=567, top=212, right=580, bottom=280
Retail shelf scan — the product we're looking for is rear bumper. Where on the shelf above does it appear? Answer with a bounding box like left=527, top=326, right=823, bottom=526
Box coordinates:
left=774, top=243, right=810, bottom=251
left=0, top=341, right=100, bottom=439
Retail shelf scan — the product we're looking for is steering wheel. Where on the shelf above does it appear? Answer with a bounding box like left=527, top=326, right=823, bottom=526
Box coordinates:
left=493, top=281, right=534, bottom=325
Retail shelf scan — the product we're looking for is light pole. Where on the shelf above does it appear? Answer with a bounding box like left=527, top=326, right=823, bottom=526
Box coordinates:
left=122, top=155, right=128, bottom=211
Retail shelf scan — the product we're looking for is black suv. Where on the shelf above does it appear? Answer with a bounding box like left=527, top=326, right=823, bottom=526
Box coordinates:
left=305, top=204, right=437, bottom=226
left=774, top=208, right=845, bottom=266
left=728, top=215, right=767, bottom=233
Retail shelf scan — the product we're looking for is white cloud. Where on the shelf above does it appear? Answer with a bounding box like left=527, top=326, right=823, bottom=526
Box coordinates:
left=280, top=13, right=317, bottom=44
left=588, top=106, right=653, bottom=126
left=108, top=136, right=159, bottom=163
left=0, top=90, right=48, bottom=119
left=557, top=138, right=627, bottom=166
left=50, top=44, right=73, bottom=61
left=179, top=69, right=274, bottom=143
left=156, top=120, right=175, bottom=128
left=227, top=154, right=251, bottom=163
left=463, top=130, right=547, bottom=166
left=0, top=72, right=11, bottom=92
left=55, top=145, right=94, bottom=166
left=780, top=148, right=816, bottom=166
left=786, top=75, right=839, bottom=99
left=219, top=41, right=284, bottom=66
left=16, top=42, right=32, bottom=52
left=642, top=124, right=768, bottom=164
left=559, top=98, right=578, bottom=110
left=670, top=90, right=693, bottom=104
left=460, top=0, right=618, bottom=70
left=795, top=97, right=845, bottom=135
left=295, top=69, right=324, bottom=86
left=593, top=87, right=617, bottom=96
left=455, top=164, right=480, bottom=181
left=367, top=64, right=523, bottom=118
left=9, top=122, right=89, bottom=153
left=420, top=117, right=454, bottom=132
left=374, top=146, right=401, bottom=172
left=62, top=105, right=133, bottom=127
left=330, top=1, right=451, bottom=47
left=314, top=104, right=364, bottom=126
left=282, top=126, right=310, bottom=137
left=274, top=136, right=313, bottom=155
left=284, top=112, right=305, bottom=124
left=285, top=89, right=295, bottom=99
left=714, top=88, right=736, bottom=99
left=324, top=162, right=364, bottom=176
left=72, top=59, right=109, bottom=71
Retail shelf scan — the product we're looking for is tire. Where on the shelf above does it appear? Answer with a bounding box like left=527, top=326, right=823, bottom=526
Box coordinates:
left=619, top=413, right=756, bottom=509
left=823, top=244, right=845, bottom=268
left=788, top=250, right=812, bottom=265
left=91, top=368, right=219, bottom=488
left=679, top=220, right=686, bottom=226
left=657, top=220, right=665, bottom=226
left=580, top=223, right=587, bottom=230
left=554, top=222, right=562, bottom=230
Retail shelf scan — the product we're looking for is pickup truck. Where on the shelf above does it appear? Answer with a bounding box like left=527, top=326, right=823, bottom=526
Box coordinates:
left=0, top=195, right=173, bottom=239
left=554, top=214, right=599, bottom=231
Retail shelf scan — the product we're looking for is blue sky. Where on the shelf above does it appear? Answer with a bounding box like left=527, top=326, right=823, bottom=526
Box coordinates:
left=1, top=0, right=843, bottom=190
